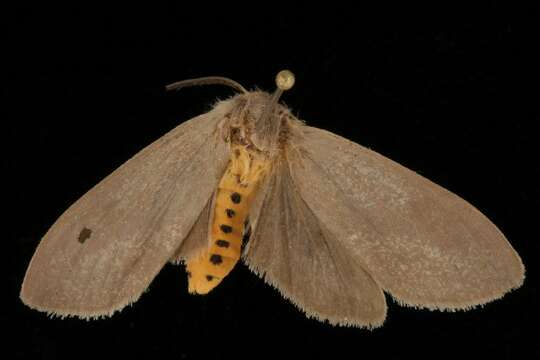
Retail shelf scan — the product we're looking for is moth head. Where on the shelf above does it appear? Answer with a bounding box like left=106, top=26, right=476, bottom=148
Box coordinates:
left=167, top=70, right=298, bottom=154
left=236, top=70, right=296, bottom=153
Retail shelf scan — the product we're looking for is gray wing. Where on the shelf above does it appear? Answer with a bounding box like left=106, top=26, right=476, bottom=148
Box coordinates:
left=20, top=110, right=230, bottom=318
left=243, top=159, right=387, bottom=328
left=294, top=126, right=524, bottom=311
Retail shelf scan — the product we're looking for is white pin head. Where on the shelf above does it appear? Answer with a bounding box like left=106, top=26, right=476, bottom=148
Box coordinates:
left=275, top=70, right=295, bottom=91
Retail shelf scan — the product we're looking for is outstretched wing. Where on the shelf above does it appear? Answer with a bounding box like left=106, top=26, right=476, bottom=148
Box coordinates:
left=242, top=159, right=387, bottom=328
left=21, top=110, right=230, bottom=318
left=293, top=126, right=524, bottom=311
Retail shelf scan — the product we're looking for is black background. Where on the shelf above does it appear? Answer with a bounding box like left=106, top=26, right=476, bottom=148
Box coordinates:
left=4, top=2, right=538, bottom=359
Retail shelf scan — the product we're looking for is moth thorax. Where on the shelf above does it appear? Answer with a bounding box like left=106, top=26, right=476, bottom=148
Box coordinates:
left=230, top=145, right=268, bottom=187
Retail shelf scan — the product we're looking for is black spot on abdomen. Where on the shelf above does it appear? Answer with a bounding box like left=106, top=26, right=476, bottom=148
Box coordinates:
left=210, top=254, right=223, bottom=265
left=78, top=227, right=92, bottom=244
left=220, top=224, right=233, bottom=233
left=216, top=239, right=230, bottom=248
left=231, top=192, right=241, bottom=204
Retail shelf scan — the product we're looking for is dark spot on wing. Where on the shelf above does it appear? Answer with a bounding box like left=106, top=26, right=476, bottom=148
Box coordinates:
left=231, top=192, right=241, bottom=204
left=187, top=271, right=192, bottom=278
left=226, top=208, right=235, bottom=218
left=210, top=254, right=223, bottom=265
left=206, top=275, right=214, bottom=281
left=78, top=227, right=92, bottom=244
left=220, top=224, right=233, bottom=233
left=216, top=239, right=230, bottom=248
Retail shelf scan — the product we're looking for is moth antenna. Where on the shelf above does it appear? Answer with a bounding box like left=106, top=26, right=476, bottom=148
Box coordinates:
left=166, top=76, right=248, bottom=94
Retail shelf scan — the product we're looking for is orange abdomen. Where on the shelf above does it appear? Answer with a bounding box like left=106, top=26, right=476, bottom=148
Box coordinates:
left=186, top=145, right=268, bottom=294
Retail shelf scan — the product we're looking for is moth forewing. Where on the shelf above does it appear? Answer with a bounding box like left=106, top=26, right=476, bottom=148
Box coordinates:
left=20, top=108, right=231, bottom=318
left=294, top=126, right=524, bottom=310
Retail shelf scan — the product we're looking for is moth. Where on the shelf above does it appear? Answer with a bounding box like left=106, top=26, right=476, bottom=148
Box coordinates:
left=21, top=70, right=524, bottom=328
